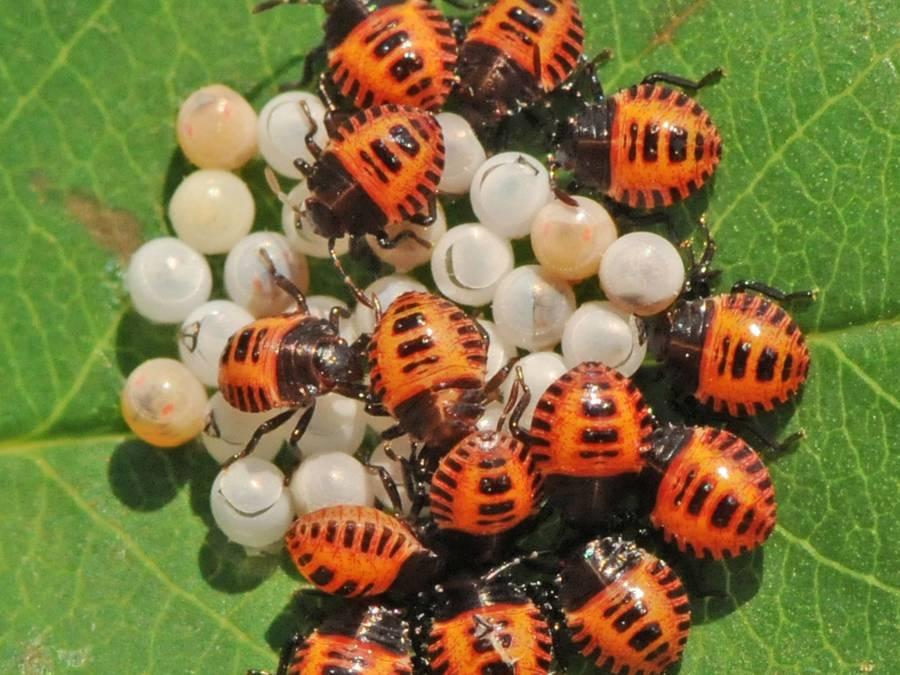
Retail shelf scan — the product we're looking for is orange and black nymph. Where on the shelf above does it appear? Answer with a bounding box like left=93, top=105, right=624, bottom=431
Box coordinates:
left=255, top=0, right=458, bottom=111
left=456, top=0, right=585, bottom=124
left=423, top=575, right=553, bottom=674
left=643, top=425, right=777, bottom=559
left=556, top=68, right=722, bottom=208
left=248, top=603, right=413, bottom=675
left=216, top=252, right=366, bottom=464
left=284, top=505, right=441, bottom=597
left=557, top=537, right=691, bottom=675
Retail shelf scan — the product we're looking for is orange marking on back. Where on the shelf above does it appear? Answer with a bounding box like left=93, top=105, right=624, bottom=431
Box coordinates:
left=289, top=633, right=412, bottom=675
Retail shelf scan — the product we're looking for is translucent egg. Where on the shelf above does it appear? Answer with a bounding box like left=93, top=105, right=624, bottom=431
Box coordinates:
left=126, top=237, right=213, bottom=324
left=435, top=112, right=486, bottom=194
left=368, top=437, right=414, bottom=512
left=280, top=182, right=350, bottom=258
left=476, top=401, right=506, bottom=432
left=430, top=224, right=514, bottom=307
left=478, top=319, right=517, bottom=381
left=257, top=91, right=329, bottom=179
left=176, top=84, right=258, bottom=170
left=304, top=295, right=358, bottom=344
left=531, top=196, right=617, bottom=281
left=599, top=232, right=686, bottom=316
left=289, top=452, right=375, bottom=514
left=224, top=232, right=310, bottom=317
left=491, top=265, right=576, bottom=351
left=295, top=393, right=367, bottom=457
left=366, top=203, right=447, bottom=273
left=470, top=152, right=552, bottom=239
left=352, top=274, right=428, bottom=334
left=178, top=300, right=254, bottom=387
left=210, top=458, right=295, bottom=549
left=121, top=358, right=208, bottom=447
left=168, top=169, right=255, bottom=254
left=499, top=351, right=567, bottom=427
left=561, top=301, right=647, bottom=376
left=202, top=392, right=291, bottom=464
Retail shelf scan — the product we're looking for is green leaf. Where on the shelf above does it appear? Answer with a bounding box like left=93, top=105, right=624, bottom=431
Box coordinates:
left=0, top=0, right=897, bottom=673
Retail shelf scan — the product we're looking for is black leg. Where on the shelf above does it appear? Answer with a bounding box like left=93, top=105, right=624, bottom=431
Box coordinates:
left=381, top=424, right=408, bottom=441
left=641, top=67, right=724, bottom=91
left=729, top=280, right=817, bottom=303
left=328, top=305, right=352, bottom=331
left=224, top=408, right=297, bottom=467
left=365, top=401, right=391, bottom=417
left=501, top=367, right=541, bottom=445
left=258, top=249, right=308, bottom=311
left=318, top=71, right=339, bottom=113
left=366, top=464, right=405, bottom=512
left=375, top=228, right=432, bottom=250
left=547, top=155, right=579, bottom=206
left=450, top=17, right=468, bottom=44
left=287, top=400, right=317, bottom=447
left=299, top=44, right=327, bottom=87
left=252, top=0, right=302, bottom=13
left=299, top=101, right=322, bottom=161
left=484, top=356, right=520, bottom=398
left=292, top=157, right=313, bottom=177
left=330, top=239, right=381, bottom=316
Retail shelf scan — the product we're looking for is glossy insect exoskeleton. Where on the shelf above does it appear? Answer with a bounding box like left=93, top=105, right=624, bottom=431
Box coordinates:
left=255, top=0, right=457, bottom=111
left=287, top=104, right=444, bottom=251
left=429, top=375, right=543, bottom=549
left=248, top=603, right=412, bottom=675
left=217, top=251, right=366, bottom=464
left=557, top=537, right=690, bottom=675
left=528, top=362, right=655, bottom=521
left=423, top=575, right=553, bottom=674
left=369, top=291, right=508, bottom=456
left=555, top=68, right=722, bottom=208
left=456, top=0, right=585, bottom=124
left=284, top=505, right=441, bottom=597
left=643, top=425, right=776, bottom=559
left=661, top=291, right=811, bottom=417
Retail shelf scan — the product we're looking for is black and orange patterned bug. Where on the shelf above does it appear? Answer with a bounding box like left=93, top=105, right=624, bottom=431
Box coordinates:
left=554, top=66, right=723, bottom=208
left=556, top=537, right=691, bottom=675
left=255, top=0, right=458, bottom=111
left=368, top=290, right=513, bottom=462
left=272, top=104, right=444, bottom=257
left=528, top=362, right=655, bottom=521
left=247, top=603, right=412, bottom=675
left=216, top=251, right=366, bottom=464
left=284, top=505, right=441, bottom=597
left=422, top=573, right=554, bottom=674
left=428, top=372, right=544, bottom=551
left=456, top=0, right=585, bottom=124
left=643, top=425, right=777, bottom=559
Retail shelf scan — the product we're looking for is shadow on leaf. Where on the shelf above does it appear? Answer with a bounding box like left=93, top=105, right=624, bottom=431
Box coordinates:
left=675, top=546, right=765, bottom=624
left=115, top=309, right=179, bottom=376
left=261, top=588, right=345, bottom=655
left=107, top=439, right=195, bottom=511
left=197, top=528, right=281, bottom=593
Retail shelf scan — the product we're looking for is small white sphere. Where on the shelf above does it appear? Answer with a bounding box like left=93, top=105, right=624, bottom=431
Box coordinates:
left=531, top=196, right=617, bottom=281
left=368, top=437, right=413, bottom=512
left=257, top=91, right=329, bottom=179
left=436, top=112, right=486, bottom=194
left=476, top=401, right=506, bottom=433
left=121, top=358, right=208, bottom=447
left=210, top=458, right=295, bottom=549
left=202, top=392, right=291, bottom=464
left=224, top=232, right=310, bottom=317
left=470, top=152, right=552, bottom=239
left=168, top=170, right=255, bottom=254
left=431, top=224, right=514, bottom=307
left=280, top=182, right=350, bottom=258
left=478, top=319, right=517, bottom=381
left=304, top=295, right=358, bottom=344
left=178, top=300, right=254, bottom=387
left=177, top=84, right=258, bottom=170
left=561, top=301, right=647, bottom=377
left=295, top=393, right=367, bottom=457
left=366, top=203, right=447, bottom=272
left=289, top=452, right=375, bottom=514
left=126, top=237, right=212, bottom=324
left=500, top=351, right=567, bottom=428
left=491, top=265, right=576, bottom=351
left=352, top=275, right=428, bottom=334
left=599, top=232, right=686, bottom=316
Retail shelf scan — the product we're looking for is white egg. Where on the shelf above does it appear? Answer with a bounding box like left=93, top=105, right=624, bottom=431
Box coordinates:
left=202, top=392, right=292, bottom=464
left=499, top=351, right=567, bottom=428
left=470, top=152, right=552, bottom=239
left=126, top=237, right=212, bottom=324
left=561, top=301, right=647, bottom=376
left=436, top=112, right=486, bottom=195
left=599, top=232, right=686, bottom=316
left=478, top=319, right=517, bottom=381
left=289, top=452, right=375, bottom=514
left=224, top=232, right=310, bottom=317
left=531, top=196, right=617, bottom=281
left=176, top=84, right=258, bottom=170
left=491, top=265, right=576, bottom=351
left=210, top=458, right=295, bottom=549
left=430, top=223, right=514, bottom=307
left=295, top=393, right=367, bottom=457
left=178, top=300, right=254, bottom=387
left=168, top=169, right=255, bottom=254
left=257, top=91, right=329, bottom=179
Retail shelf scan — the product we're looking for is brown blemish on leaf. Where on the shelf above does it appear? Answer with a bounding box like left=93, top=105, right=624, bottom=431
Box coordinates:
left=641, top=0, right=708, bottom=56
left=20, top=635, right=53, bottom=675
left=31, top=173, right=145, bottom=260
